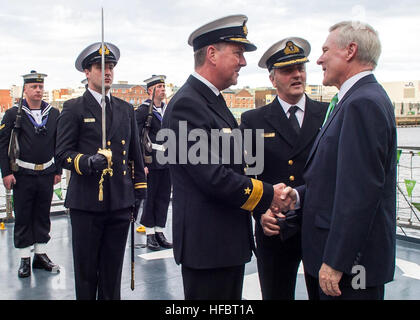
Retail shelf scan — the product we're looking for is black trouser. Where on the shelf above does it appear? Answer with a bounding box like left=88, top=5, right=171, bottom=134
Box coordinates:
left=181, top=264, right=245, bottom=300
left=140, top=168, right=171, bottom=228
left=70, top=208, right=131, bottom=300
left=256, top=231, right=308, bottom=300
left=305, top=273, right=385, bottom=300
left=13, top=173, right=55, bottom=248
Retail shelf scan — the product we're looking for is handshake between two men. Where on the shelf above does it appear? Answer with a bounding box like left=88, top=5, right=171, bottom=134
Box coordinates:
left=264, top=183, right=344, bottom=298
left=263, top=183, right=298, bottom=237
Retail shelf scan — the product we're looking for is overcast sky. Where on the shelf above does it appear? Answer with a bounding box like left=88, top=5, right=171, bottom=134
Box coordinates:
left=1, top=0, right=419, bottom=90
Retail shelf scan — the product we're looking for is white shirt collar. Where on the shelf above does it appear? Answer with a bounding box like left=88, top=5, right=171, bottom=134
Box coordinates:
left=191, top=72, right=220, bottom=96
left=277, top=94, right=306, bottom=114
left=153, top=102, right=167, bottom=115
left=88, top=87, right=111, bottom=107
left=337, top=71, right=373, bottom=102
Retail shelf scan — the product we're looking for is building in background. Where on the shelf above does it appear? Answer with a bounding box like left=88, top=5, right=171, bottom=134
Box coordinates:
left=381, top=80, right=420, bottom=116
left=110, top=81, right=149, bottom=106
left=0, top=89, right=13, bottom=112
left=3, top=80, right=420, bottom=120
left=221, top=88, right=255, bottom=123
left=254, top=88, right=277, bottom=108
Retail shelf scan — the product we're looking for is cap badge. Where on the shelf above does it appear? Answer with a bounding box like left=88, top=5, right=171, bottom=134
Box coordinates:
left=243, top=24, right=248, bottom=36
left=99, top=45, right=110, bottom=56
left=284, top=41, right=300, bottom=55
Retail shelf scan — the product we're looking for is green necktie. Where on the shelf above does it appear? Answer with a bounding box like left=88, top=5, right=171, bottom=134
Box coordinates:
left=322, top=94, right=338, bottom=127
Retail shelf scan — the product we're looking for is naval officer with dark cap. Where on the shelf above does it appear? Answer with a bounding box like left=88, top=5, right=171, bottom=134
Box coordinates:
left=240, top=38, right=327, bottom=300
left=0, top=71, right=62, bottom=278
left=135, top=75, right=172, bottom=251
left=55, top=42, right=147, bottom=300
left=162, top=15, right=292, bottom=300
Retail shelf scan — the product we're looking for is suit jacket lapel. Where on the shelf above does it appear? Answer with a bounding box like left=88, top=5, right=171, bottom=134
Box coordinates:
left=187, top=75, right=237, bottom=129
left=305, top=74, right=377, bottom=167
left=264, top=98, right=297, bottom=147
left=83, top=90, right=103, bottom=128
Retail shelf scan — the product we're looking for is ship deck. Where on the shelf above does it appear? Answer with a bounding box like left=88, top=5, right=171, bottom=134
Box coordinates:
left=1, top=205, right=419, bottom=301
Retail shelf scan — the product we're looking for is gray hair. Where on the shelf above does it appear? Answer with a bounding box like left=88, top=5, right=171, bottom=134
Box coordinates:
left=329, top=21, right=381, bottom=69
left=194, top=42, right=228, bottom=69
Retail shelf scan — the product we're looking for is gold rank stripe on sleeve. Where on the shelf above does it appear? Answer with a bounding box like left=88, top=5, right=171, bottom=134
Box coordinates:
left=74, top=153, right=83, bottom=175
left=241, top=178, right=263, bottom=211
left=134, top=182, right=147, bottom=189
left=0, top=124, right=5, bottom=130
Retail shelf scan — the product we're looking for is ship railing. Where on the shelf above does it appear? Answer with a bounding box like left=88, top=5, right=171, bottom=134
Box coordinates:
left=396, top=146, right=420, bottom=239
left=1, top=150, right=420, bottom=239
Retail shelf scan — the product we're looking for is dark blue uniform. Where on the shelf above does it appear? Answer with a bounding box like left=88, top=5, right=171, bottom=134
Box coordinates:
left=241, top=96, right=327, bottom=300
left=135, top=100, right=171, bottom=229
left=162, top=75, right=275, bottom=299
left=55, top=90, right=147, bottom=299
left=0, top=101, right=61, bottom=248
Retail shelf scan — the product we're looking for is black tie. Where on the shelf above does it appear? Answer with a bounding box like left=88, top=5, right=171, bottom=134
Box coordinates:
left=105, top=96, right=112, bottom=130
left=288, top=105, right=300, bottom=135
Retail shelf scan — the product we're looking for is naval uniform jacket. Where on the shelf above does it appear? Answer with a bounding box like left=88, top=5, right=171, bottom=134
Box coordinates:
left=240, top=96, right=327, bottom=299
left=55, top=90, right=146, bottom=212
left=162, top=75, right=274, bottom=269
left=296, top=74, right=397, bottom=286
left=240, top=95, right=327, bottom=239
left=135, top=100, right=168, bottom=170
left=0, top=101, right=61, bottom=177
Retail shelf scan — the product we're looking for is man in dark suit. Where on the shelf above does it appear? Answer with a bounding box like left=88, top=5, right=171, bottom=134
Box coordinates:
left=280, top=21, right=397, bottom=300
left=55, top=42, right=147, bottom=300
left=136, top=75, right=172, bottom=251
left=240, top=37, right=327, bottom=300
left=0, top=71, right=61, bottom=278
left=161, top=15, right=289, bottom=300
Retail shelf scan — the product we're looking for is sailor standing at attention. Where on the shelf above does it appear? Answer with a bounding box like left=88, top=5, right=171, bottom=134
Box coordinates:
left=55, top=42, right=147, bottom=300
left=136, top=75, right=173, bottom=251
left=0, top=70, right=62, bottom=278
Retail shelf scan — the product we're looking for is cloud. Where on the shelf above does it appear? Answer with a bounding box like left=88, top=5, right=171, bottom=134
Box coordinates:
left=0, top=0, right=419, bottom=90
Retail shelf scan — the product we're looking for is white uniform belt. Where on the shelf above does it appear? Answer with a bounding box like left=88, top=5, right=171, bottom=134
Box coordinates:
left=151, top=143, right=166, bottom=152
left=16, top=158, right=54, bottom=171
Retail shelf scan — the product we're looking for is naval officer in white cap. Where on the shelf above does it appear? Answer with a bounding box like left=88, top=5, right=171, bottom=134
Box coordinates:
left=55, top=42, right=147, bottom=300
left=241, top=37, right=327, bottom=300
left=162, top=15, right=291, bottom=300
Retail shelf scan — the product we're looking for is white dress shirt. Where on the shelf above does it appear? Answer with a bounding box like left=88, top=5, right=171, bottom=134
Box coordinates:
left=88, top=87, right=111, bottom=107
left=277, top=94, right=306, bottom=127
left=191, top=72, right=220, bottom=96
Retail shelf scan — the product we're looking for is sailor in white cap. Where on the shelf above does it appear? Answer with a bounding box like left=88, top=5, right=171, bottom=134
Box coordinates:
left=0, top=70, right=62, bottom=278
left=162, top=15, right=291, bottom=300
left=240, top=37, right=328, bottom=300
left=135, top=75, right=172, bottom=251
left=55, top=43, right=147, bottom=300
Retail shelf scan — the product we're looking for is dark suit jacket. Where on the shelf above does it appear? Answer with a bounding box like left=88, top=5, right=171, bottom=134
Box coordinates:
left=240, top=96, right=327, bottom=245
left=135, top=101, right=168, bottom=170
left=297, top=74, right=397, bottom=286
left=55, top=90, right=146, bottom=212
left=162, top=75, right=274, bottom=269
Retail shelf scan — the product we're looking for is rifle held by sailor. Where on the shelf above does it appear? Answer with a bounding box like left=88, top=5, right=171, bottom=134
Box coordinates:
left=141, top=86, right=156, bottom=164
left=8, top=86, right=25, bottom=172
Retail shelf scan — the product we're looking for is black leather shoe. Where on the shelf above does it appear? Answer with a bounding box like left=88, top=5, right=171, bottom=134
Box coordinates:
left=146, top=234, right=160, bottom=251
left=155, top=232, right=173, bottom=249
left=32, top=254, right=60, bottom=273
left=18, top=258, right=31, bottom=278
